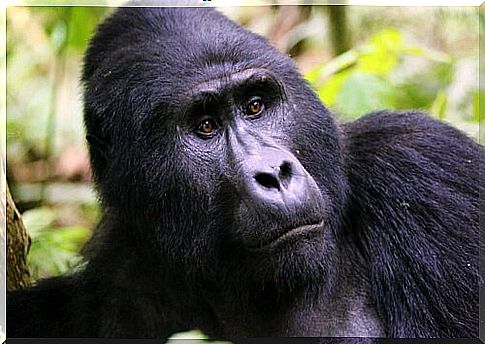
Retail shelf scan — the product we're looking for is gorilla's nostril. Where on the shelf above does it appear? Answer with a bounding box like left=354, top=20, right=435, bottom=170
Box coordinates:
left=279, top=161, right=292, bottom=180
left=255, top=172, right=280, bottom=190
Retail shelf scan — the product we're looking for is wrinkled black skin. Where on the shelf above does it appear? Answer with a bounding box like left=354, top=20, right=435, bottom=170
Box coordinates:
left=7, top=7, right=482, bottom=341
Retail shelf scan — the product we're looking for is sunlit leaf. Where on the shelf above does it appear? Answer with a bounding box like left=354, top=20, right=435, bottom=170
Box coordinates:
left=317, top=71, right=350, bottom=107
left=369, top=28, right=403, bottom=52
left=305, top=64, right=324, bottom=86
left=357, top=29, right=403, bottom=76
left=358, top=49, right=398, bottom=76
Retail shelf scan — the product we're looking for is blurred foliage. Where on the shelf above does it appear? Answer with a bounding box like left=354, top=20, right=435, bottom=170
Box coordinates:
left=7, top=7, right=111, bottom=164
left=5, top=5, right=481, bottom=341
left=22, top=206, right=91, bottom=281
left=305, top=28, right=481, bottom=142
left=7, top=6, right=110, bottom=282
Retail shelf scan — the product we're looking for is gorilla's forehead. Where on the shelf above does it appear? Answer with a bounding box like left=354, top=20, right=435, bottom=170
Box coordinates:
left=84, top=7, right=293, bottom=86
left=82, top=6, right=303, bottom=131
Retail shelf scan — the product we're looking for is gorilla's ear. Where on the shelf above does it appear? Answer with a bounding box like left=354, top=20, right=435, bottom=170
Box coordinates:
left=86, top=133, right=110, bottom=177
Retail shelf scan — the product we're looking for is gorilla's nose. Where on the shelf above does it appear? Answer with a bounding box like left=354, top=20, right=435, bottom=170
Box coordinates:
left=246, top=148, right=312, bottom=211
left=253, top=160, right=292, bottom=191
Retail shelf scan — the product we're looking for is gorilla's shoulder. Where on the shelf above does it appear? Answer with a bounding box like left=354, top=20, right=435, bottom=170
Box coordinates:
left=341, top=109, right=482, bottom=215
left=339, top=110, right=480, bottom=337
left=342, top=110, right=482, bottom=173
left=344, top=110, right=477, bottom=145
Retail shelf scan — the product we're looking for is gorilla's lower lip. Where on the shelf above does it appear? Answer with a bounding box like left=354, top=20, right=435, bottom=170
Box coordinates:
left=248, top=221, right=324, bottom=251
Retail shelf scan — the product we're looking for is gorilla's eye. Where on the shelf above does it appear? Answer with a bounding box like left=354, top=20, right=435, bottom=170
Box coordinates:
left=197, top=118, right=217, bottom=137
left=246, top=97, right=264, bottom=118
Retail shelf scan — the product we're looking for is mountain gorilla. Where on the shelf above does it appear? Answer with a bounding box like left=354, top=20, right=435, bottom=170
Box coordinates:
left=7, top=6, right=482, bottom=341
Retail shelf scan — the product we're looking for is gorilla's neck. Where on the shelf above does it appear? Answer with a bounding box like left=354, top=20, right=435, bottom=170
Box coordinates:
left=84, top=214, right=382, bottom=338
left=280, top=256, right=384, bottom=337
left=190, top=242, right=384, bottom=338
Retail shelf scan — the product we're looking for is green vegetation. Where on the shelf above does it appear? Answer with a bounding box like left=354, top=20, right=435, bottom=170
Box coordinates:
left=306, top=28, right=481, bottom=142
left=22, top=206, right=90, bottom=280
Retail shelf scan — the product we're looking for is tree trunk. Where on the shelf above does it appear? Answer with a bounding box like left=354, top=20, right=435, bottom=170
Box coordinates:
left=327, top=6, right=352, bottom=56
left=6, top=182, right=31, bottom=291
left=0, top=170, right=5, bottom=341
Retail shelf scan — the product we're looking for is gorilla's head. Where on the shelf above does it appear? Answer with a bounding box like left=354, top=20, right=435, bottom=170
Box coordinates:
left=82, top=7, right=348, bottom=297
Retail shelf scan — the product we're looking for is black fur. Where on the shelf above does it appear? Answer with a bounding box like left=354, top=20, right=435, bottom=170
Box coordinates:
left=7, top=7, right=482, bottom=340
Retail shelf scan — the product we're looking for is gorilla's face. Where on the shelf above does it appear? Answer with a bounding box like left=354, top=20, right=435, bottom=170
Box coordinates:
left=83, top=8, right=347, bottom=290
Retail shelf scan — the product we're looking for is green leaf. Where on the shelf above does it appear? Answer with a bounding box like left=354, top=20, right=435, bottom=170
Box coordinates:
left=369, top=28, right=403, bottom=52
left=25, top=213, right=91, bottom=280
left=430, top=90, right=448, bottom=120
left=316, top=71, right=350, bottom=107
left=358, top=49, right=398, bottom=76
left=473, top=91, right=485, bottom=123
left=305, top=49, right=357, bottom=88
left=335, top=72, right=396, bottom=119
left=357, top=29, right=403, bottom=76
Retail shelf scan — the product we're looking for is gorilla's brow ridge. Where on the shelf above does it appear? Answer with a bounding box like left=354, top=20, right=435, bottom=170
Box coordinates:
left=190, top=67, right=283, bottom=98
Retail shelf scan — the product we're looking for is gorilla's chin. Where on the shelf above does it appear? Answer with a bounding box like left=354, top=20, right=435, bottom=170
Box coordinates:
left=231, top=222, right=336, bottom=291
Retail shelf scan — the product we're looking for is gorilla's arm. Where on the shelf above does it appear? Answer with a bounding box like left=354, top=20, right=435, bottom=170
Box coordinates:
left=342, top=110, right=482, bottom=337
left=6, top=275, right=106, bottom=337
left=6, top=242, right=192, bottom=338
left=8, top=276, right=74, bottom=337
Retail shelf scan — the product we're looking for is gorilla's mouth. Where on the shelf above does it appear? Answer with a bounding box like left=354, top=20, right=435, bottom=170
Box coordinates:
left=248, top=220, right=325, bottom=251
